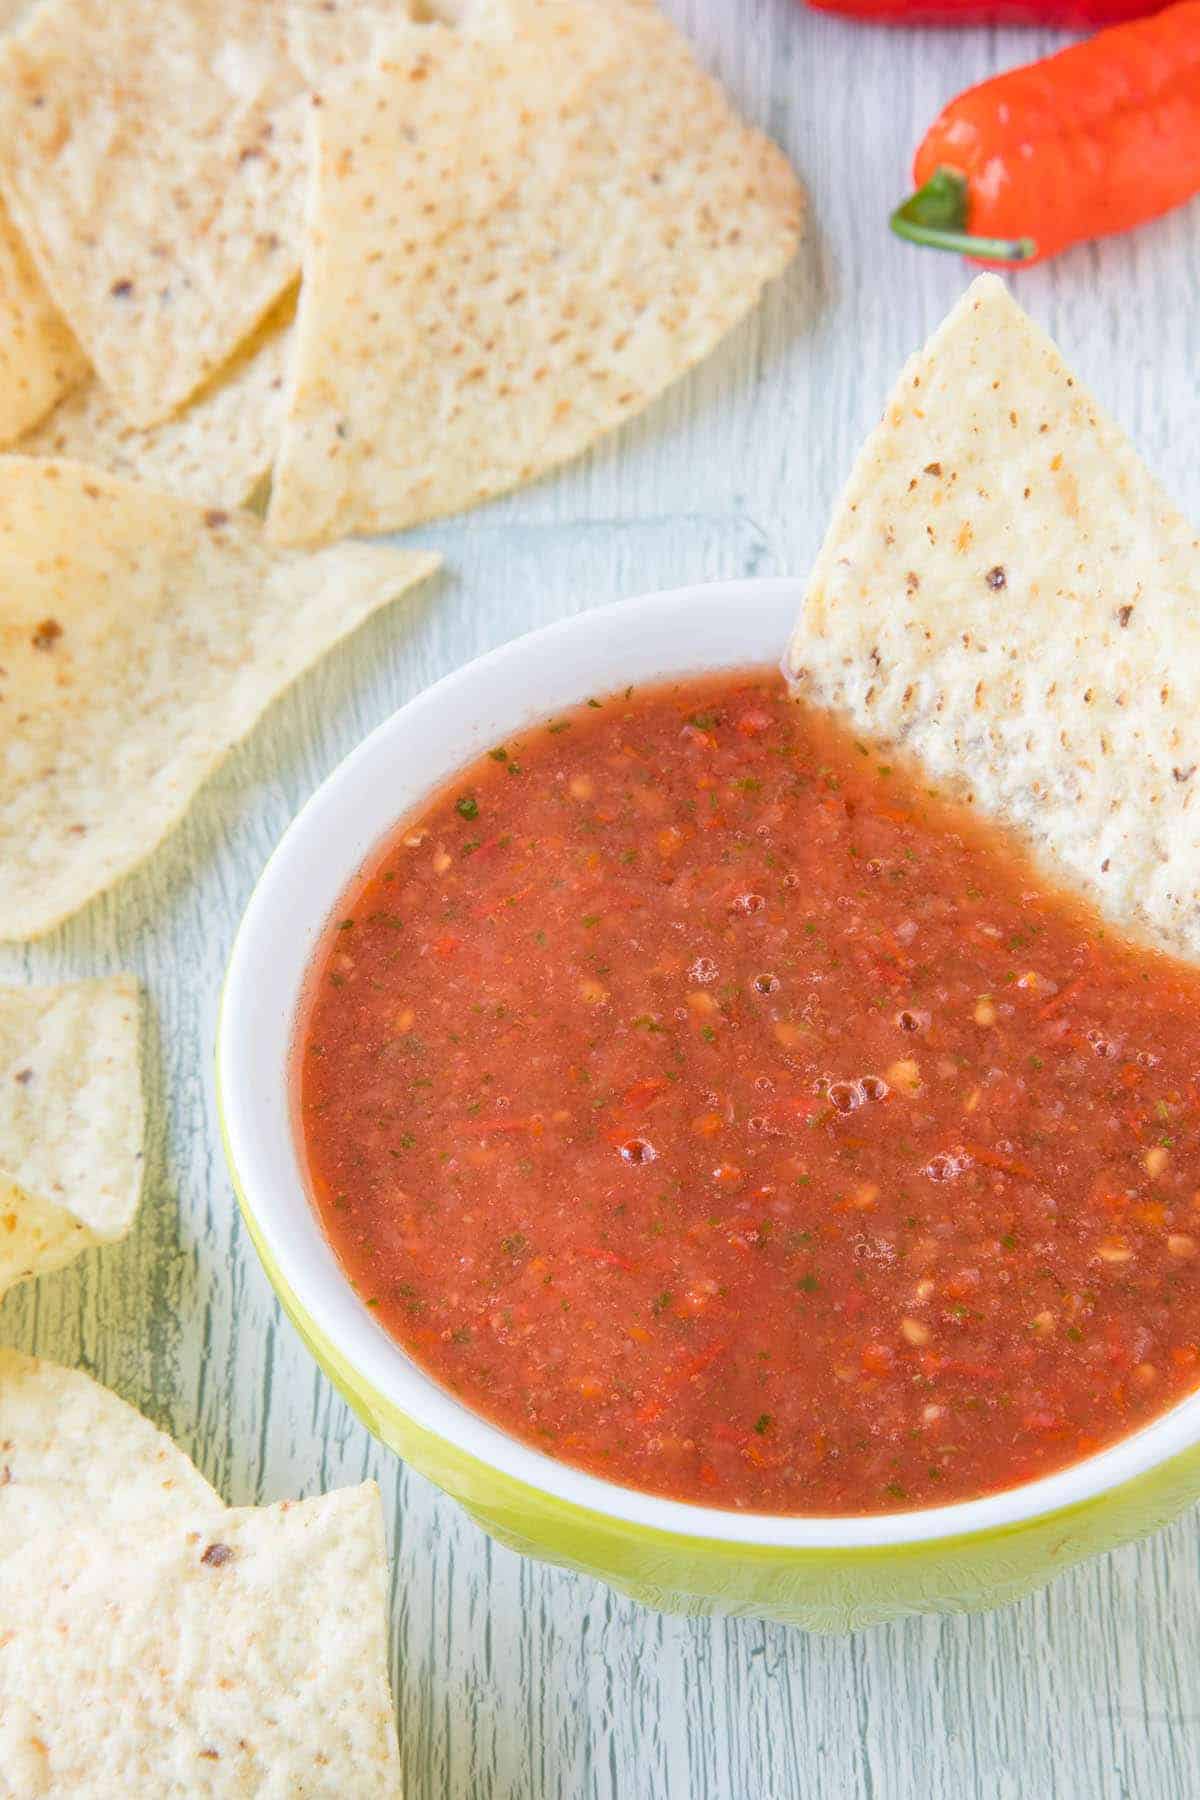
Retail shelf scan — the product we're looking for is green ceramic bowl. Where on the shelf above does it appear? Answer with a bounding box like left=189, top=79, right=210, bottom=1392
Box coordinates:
left=218, top=580, right=1200, bottom=1630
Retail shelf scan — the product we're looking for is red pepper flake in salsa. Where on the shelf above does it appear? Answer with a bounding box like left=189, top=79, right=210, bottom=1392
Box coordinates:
left=296, top=672, right=1200, bottom=1516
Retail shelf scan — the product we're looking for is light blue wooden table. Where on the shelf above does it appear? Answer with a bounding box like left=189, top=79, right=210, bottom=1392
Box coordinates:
left=3, top=4, right=1198, bottom=1795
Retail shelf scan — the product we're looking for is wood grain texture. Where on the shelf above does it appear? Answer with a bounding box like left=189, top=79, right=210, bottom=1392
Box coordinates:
left=2, top=4, right=1198, bottom=1795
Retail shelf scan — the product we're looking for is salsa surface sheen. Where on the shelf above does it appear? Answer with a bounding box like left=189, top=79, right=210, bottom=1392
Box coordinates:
left=297, top=671, right=1200, bottom=1515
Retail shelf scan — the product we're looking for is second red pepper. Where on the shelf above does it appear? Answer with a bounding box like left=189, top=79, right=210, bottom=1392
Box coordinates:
left=808, top=0, right=1164, bottom=20
left=891, top=1, right=1200, bottom=264
left=805, top=0, right=1165, bottom=21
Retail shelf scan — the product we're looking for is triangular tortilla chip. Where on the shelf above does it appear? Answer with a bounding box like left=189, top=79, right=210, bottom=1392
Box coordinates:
left=0, top=199, right=86, bottom=447
left=0, top=460, right=439, bottom=940
left=0, top=1484, right=402, bottom=1795
left=0, top=0, right=308, bottom=428
left=0, top=0, right=87, bottom=448
left=0, top=1350, right=220, bottom=1536
left=267, top=0, right=804, bottom=544
left=15, top=288, right=295, bottom=510
left=786, top=274, right=1200, bottom=963
left=0, top=976, right=142, bottom=1294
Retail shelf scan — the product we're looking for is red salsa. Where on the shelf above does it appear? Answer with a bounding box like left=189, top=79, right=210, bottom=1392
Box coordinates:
left=297, top=672, right=1200, bottom=1514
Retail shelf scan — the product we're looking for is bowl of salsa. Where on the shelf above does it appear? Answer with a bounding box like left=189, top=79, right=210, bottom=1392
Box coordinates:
left=218, top=578, right=1200, bottom=1629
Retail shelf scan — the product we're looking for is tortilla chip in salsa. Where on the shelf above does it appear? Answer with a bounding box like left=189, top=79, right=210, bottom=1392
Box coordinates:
left=787, top=275, right=1200, bottom=964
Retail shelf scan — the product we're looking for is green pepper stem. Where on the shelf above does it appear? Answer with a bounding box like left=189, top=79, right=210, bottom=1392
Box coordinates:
left=890, top=168, right=1035, bottom=265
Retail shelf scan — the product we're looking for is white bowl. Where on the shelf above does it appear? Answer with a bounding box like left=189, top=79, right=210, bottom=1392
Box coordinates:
left=218, top=579, right=1200, bottom=1627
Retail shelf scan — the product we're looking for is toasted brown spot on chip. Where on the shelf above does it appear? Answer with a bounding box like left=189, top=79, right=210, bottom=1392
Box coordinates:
left=200, top=1541, right=233, bottom=1567
left=30, top=618, right=62, bottom=650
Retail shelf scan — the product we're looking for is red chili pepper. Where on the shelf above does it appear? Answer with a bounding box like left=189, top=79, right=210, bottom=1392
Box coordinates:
left=963, top=1144, right=1037, bottom=1181
left=891, top=4, right=1200, bottom=265
left=577, top=1245, right=637, bottom=1273
left=1037, top=973, right=1087, bottom=1018
left=809, top=0, right=1163, bottom=21
left=633, top=1340, right=730, bottom=1424
left=620, top=1075, right=670, bottom=1111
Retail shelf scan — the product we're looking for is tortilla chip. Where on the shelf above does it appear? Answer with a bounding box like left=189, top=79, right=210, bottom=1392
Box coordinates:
left=786, top=274, right=1200, bottom=963
left=0, top=1350, right=220, bottom=1535
left=15, top=289, right=295, bottom=510
left=0, top=0, right=88, bottom=449
left=0, top=0, right=308, bottom=428
left=0, top=460, right=439, bottom=941
left=0, top=975, right=142, bottom=1295
left=267, top=0, right=804, bottom=545
left=0, top=197, right=86, bottom=449
left=0, top=1484, right=402, bottom=1795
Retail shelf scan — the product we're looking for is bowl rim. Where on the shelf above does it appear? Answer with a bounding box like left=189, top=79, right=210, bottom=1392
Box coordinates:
left=218, top=575, right=1200, bottom=1551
